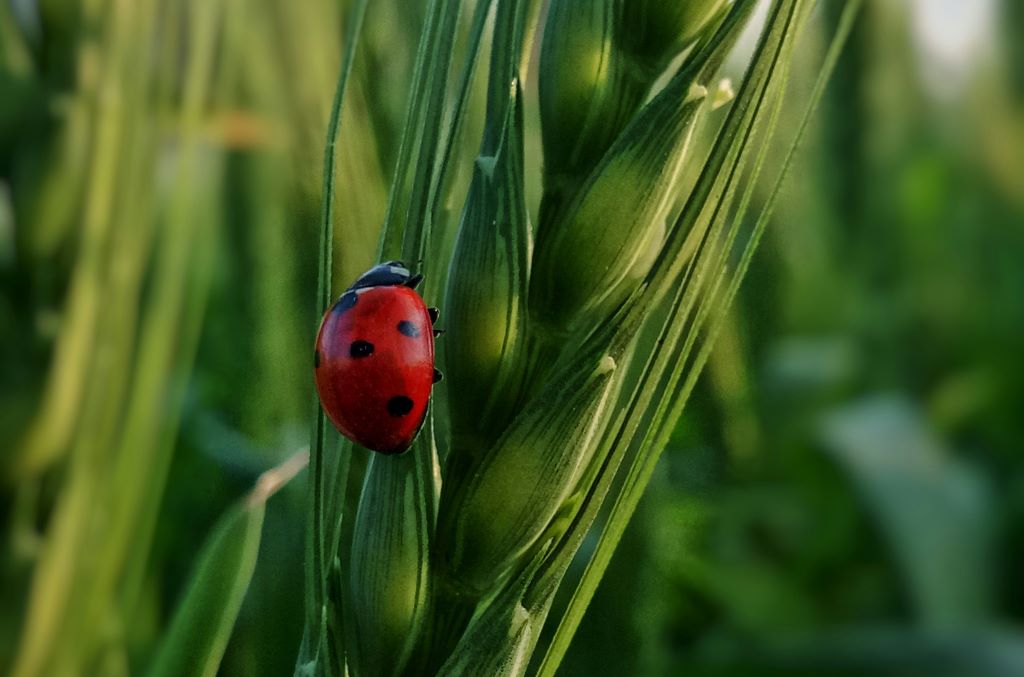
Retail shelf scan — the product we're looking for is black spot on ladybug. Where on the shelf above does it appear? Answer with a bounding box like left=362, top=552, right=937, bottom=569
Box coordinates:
left=387, top=395, right=414, bottom=417
left=433, top=369, right=443, bottom=383
left=314, top=350, right=321, bottom=368
left=336, top=292, right=357, bottom=314
left=397, top=320, right=420, bottom=338
left=350, top=340, right=374, bottom=358
left=428, top=307, right=440, bottom=324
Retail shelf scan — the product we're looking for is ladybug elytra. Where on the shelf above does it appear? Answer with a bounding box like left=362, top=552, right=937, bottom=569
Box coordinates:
left=314, top=261, right=442, bottom=454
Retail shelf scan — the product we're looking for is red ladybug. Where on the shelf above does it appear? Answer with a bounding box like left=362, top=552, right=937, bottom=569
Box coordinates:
left=314, top=261, right=442, bottom=454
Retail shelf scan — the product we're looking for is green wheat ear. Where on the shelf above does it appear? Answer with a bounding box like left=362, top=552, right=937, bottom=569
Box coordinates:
left=538, top=0, right=730, bottom=229
left=436, top=353, right=620, bottom=596
left=530, top=79, right=707, bottom=343
left=443, top=80, right=532, bottom=453
left=301, top=0, right=862, bottom=676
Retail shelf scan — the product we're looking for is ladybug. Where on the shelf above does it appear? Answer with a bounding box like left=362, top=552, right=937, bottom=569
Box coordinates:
left=314, top=261, right=442, bottom=454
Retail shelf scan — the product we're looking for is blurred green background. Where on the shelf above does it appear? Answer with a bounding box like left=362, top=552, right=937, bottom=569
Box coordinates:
left=1, top=0, right=1022, bottom=675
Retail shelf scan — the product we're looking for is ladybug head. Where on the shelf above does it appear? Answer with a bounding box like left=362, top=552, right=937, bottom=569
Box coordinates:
left=347, top=260, right=423, bottom=292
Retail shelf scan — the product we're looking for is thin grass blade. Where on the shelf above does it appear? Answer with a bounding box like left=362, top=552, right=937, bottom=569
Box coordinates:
left=303, top=1, right=370, bottom=673
left=148, top=451, right=308, bottom=677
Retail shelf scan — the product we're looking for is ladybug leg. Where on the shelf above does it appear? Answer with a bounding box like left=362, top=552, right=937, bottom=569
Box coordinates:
left=433, top=328, right=445, bottom=338
left=405, top=273, right=424, bottom=290
left=433, top=369, right=444, bottom=383
left=428, top=307, right=440, bottom=324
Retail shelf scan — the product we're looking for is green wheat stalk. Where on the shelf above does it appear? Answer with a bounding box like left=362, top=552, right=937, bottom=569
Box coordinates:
left=294, top=1, right=864, bottom=675
left=293, top=0, right=865, bottom=675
